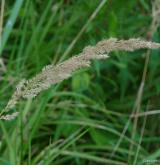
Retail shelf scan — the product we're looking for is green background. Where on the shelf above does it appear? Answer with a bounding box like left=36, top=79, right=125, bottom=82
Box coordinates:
left=0, top=0, right=160, bottom=164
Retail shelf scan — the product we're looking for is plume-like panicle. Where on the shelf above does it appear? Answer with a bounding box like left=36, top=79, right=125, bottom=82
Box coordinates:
left=1, top=38, right=160, bottom=120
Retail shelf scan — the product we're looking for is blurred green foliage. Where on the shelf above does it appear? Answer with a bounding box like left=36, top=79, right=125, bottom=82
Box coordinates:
left=0, top=0, right=160, bottom=164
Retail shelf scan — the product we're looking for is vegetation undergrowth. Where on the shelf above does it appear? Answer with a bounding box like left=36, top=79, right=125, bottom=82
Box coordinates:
left=0, top=0, right=160, bottom=165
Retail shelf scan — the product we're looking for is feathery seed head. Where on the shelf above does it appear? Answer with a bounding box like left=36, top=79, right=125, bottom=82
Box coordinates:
left=1, top=38, right=160, bottom=120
